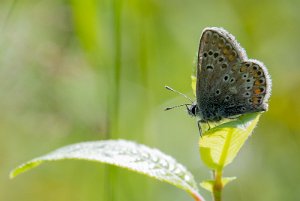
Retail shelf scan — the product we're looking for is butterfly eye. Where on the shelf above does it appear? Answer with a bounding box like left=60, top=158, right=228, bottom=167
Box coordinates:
left=218, top=57, right=224, bottom=62
left=208, top=51, right=213, bottom=56
left=191, top=105, right=197, bottom=115
left=215, top=89, right=221, bottom=95
left=242, top=74, right=248, bottom=79
left=245, top=63, right=251, bottom=67
left=213, top=52, right=219, bottom=58
left=203, top=52, right=208, bottom=57
left=241, top=107, right=246, bottom=111
left=230, top=78, right=235, bottom=83
left=252, top=65, right=258, bottom=70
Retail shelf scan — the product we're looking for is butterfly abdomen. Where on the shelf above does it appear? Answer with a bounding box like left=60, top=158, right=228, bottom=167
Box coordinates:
left=198, top=98, right=223, bottom=121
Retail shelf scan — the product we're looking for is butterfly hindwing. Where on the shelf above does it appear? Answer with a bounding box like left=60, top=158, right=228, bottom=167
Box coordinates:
left=220, top=60, right=271, bottom=117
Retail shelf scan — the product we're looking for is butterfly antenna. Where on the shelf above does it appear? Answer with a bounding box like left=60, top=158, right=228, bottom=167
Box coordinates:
left=165, top=86, right=193, bottom=103
left=165, top=103, right=190, bottom=111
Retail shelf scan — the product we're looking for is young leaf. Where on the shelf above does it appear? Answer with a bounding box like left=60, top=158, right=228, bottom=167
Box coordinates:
left=200, top=177, right=236, bottom=192
left=199, top=113, right=260, bottom=170
left=10, top=140, right=205, bottom=201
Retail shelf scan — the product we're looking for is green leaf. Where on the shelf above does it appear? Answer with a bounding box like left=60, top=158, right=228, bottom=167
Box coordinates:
left=10, top=140, right=204, bottom=200
left=200, top=177, right=236, bottom=192
left=199, top=113, right=260, bottom=170
left=199, top=180, right=214, bottom=192
left=221, top=176, right=236, bottom=186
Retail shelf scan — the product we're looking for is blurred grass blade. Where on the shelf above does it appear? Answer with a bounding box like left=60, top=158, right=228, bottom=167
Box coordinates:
left=10, top=140, right=205, bottom=201
left=200, top=177, right=236, bottom=192
left=70, top=0, right=99, bottom=54
left=199, top=113, right=260, bottom=170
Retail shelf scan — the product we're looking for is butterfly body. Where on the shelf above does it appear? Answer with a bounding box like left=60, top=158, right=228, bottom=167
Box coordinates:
left=188, top=27, right=271, bottom=125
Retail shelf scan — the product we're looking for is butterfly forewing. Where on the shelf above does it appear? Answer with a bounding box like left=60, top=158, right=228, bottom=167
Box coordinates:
left=196, top=27, right=271, bottom=121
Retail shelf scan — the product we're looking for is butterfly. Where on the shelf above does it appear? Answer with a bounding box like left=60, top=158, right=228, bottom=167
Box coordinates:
left=166, top=27, right=272, bottom=135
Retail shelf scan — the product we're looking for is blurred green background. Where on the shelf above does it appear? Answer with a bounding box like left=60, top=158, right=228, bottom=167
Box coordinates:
left=1, top=0, right=299, bottom=201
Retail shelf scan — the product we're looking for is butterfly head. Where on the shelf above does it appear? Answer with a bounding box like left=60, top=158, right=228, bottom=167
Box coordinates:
left=187, top=102, right=199, bottom=117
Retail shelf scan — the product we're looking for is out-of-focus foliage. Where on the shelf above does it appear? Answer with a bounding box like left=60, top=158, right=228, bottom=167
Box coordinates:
left=1, top=0, right=300, bottom=201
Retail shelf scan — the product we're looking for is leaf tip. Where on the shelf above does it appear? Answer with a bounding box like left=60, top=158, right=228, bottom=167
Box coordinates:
left=9, top=170, right=16, bottom=179
left=9, top=161, right=41, bottom=179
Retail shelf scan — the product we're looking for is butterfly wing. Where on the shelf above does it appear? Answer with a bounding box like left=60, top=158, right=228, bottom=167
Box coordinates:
left=196, top=27, right=271, bottom=121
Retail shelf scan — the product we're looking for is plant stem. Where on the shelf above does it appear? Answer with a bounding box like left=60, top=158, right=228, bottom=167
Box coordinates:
left=212, top=169, right=223, bottom=201
left=192, top=192, right=207, bottom=201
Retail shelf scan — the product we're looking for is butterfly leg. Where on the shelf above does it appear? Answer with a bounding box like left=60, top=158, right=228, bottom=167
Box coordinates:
left=197, top=120, right=202, bottom=137
left=197, top=120, right=213, bottom=136
left=207, top=122, right=211, bottom=130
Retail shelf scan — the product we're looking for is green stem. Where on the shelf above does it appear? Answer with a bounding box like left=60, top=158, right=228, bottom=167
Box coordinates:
left=212, top=169, right=223, bottom=201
